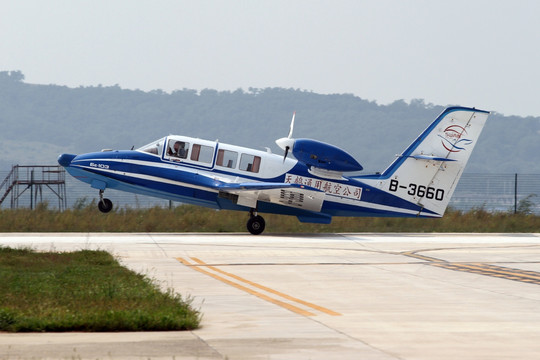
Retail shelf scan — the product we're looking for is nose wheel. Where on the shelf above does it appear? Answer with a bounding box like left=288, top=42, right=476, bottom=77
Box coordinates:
left=247, top=211, right=265, bottom=235
left=98, top=190, right=113, bottom=213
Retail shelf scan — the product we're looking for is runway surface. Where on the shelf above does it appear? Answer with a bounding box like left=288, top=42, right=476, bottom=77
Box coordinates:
left=1, top=232, right=540, bottom=359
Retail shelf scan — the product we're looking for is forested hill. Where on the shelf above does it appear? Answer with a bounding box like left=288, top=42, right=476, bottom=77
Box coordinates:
left=1, top=70, right=539, bottom=174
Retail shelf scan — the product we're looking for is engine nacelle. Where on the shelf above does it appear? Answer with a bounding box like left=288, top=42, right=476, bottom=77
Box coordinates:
left=292, top=138, right=363, bottom=172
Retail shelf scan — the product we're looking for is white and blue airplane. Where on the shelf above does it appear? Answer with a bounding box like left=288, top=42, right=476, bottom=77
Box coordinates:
left=58, top=106, right=489, bottom=234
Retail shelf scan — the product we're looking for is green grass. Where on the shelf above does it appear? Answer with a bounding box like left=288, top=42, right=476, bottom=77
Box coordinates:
left=0, top=203, right=539, bottom=233
left=0, top=247, right=200, bottom=332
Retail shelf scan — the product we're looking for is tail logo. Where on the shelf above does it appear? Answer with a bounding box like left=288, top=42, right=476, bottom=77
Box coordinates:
left=439, top=125, right=472, bottom=153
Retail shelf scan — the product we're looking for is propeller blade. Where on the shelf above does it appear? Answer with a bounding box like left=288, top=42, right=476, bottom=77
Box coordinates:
left=283, top=146, right=289, bottom=163
left=276, top=112, right=297, bottom=162
left=287, top=111, right=296, bottom=139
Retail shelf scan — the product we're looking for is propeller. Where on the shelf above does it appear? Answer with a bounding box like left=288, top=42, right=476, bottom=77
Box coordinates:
left=276, top=112, right=296, bottom=162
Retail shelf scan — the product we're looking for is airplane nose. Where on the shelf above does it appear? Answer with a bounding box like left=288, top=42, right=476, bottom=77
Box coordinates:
left=58, top=153, right=76, bottom=167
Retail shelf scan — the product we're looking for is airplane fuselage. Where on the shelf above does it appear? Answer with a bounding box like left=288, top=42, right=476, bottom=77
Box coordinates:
left=61, top=135, right=433, bottom=223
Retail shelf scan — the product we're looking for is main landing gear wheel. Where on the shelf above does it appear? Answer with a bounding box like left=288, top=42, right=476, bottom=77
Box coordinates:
left=97, top=190, right=113, bottom=213
left=98, top=198, right=113, bottom=213
left=247, top=215, right=265, bottom=235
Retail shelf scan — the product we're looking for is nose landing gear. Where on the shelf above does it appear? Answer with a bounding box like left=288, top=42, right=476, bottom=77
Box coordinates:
left=247, top=210, right=265, bottom=235
left=97, top=190, right=113, bottom=213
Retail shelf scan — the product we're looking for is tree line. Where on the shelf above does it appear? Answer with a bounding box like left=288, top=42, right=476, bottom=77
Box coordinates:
left=1, top=70, right=539, bottom=174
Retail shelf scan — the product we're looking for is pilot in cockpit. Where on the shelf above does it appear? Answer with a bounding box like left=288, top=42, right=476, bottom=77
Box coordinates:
left=168, top=140, right=187, bottom=159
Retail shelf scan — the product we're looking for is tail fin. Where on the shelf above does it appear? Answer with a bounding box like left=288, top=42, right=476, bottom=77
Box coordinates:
left=372, top=107, right=489, bottom=217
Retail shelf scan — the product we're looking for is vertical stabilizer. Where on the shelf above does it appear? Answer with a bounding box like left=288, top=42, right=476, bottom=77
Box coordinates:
left=370, top=107, right=489, bottom=216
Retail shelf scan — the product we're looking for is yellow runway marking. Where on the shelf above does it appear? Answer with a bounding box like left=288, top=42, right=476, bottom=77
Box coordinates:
left=190, top=257, right=341, bottom=316
left=403, top=251, right=540, bottom=285
left=432, top=262, right=540, bottom=284
left=176, top=257, right=341, bottom=317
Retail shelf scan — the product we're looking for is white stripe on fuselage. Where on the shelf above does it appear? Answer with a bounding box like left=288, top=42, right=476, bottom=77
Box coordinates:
left=72, top=163, right=222, bottom=194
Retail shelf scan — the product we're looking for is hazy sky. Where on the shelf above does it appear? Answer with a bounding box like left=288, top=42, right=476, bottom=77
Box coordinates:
left=2, top=0, right=539, bottom=116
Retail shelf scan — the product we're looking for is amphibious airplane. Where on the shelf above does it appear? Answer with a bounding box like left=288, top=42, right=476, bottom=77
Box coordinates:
left=58, top=106, right=489, bottom=235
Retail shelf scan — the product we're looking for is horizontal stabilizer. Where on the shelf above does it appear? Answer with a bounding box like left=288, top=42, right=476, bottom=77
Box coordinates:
left=405, top=154, right=457, bottom=162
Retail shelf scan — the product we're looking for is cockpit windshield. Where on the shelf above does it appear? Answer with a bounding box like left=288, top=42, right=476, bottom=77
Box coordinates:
left=137, top=137, right=165, bottom=156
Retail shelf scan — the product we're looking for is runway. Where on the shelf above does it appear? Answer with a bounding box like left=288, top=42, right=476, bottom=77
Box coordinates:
left=1, top=233, right=540, bottom=359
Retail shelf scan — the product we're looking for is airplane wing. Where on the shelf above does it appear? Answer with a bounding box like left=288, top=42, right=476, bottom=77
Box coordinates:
left=216, top=182, right=325, bottom=212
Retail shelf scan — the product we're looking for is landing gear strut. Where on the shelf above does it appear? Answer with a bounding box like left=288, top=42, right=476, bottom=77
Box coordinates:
left=247, top=210, right=265, bottom=235
left=97, top=189, right=113, bottom=213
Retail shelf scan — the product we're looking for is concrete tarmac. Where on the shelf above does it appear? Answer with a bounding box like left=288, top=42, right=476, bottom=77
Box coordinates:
left=1, top=232, right=540, bottom=359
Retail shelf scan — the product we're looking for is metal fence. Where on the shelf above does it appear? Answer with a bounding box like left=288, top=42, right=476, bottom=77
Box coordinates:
left=450, top=173, right=540, bottom=214
left=1, top=169, right=539, bottom=214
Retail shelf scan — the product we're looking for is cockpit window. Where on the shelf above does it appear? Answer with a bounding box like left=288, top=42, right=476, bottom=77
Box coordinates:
left=138, top=138, right=165, bottom=156
left=167, top=139, right=189, bottom=159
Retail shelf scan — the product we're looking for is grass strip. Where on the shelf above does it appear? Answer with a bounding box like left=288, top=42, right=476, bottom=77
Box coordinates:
left=0, top=204, right=539, bottom=233
left=0, top=247, right=200, bottom=332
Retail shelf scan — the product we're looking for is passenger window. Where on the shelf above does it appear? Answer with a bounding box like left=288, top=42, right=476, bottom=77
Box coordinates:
left=191, top=144, right=214, bottom=164
left=239, top=154, right=261, bottom=173
left=167, top=139, right=189, bottom=159
left=216, top=149, right=238, bottom=168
